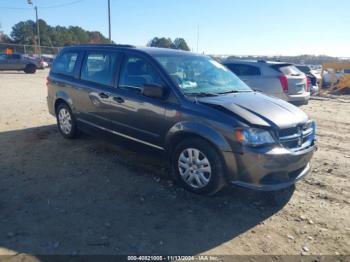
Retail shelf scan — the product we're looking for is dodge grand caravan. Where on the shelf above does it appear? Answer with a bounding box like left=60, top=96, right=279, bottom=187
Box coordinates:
left=47, top=44, right=316, bottom=195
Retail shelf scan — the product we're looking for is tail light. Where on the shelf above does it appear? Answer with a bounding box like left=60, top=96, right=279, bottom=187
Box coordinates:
left=306, top=77, right=311, bottom=92
left=279, top=75, right=288, bottom=93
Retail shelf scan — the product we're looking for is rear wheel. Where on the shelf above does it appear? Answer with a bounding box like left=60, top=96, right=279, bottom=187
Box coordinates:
left=56, top=103, right=78, bottom=139
left=172, top=138, right=226, bottom=195
left=24, top=64, right=36, bottom=74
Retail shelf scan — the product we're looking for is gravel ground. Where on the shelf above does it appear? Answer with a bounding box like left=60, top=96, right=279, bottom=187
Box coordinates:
left=0, top=70, right=349, bottom=257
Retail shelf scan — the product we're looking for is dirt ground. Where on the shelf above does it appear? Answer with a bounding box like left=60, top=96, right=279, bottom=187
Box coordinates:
left=0, top=70, right=349, bottom=257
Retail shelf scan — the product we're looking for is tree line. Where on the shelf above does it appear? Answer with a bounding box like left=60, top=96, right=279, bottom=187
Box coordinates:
left=0, top=19, right=110, bottom=47
left=0, top=19, right=191, bottom=53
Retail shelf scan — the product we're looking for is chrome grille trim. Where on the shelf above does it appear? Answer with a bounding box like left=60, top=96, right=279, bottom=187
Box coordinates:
left=278, top=122, right=314, bottom=151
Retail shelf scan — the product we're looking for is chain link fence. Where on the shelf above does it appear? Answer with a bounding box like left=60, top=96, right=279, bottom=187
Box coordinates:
left=0, top=43, right=61, bottom=56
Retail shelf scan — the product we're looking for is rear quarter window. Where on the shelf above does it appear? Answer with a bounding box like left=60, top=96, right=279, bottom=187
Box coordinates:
left=52, top=51, right=78, bottom=76
left=225, top=63, right=261, bottom=76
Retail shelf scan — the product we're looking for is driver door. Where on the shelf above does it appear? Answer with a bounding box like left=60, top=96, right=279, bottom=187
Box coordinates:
left=106, top=53, right=172, bottom=148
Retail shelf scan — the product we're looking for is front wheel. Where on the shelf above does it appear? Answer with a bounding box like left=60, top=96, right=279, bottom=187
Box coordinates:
left=172, top=138, right=227, bottom=195
left=24, top=64, right=36, bottom=74
left=56, top=103, right=78, bottom=139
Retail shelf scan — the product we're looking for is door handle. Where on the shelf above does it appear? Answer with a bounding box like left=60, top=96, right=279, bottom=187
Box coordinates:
left=99, top=92, right=110, bottom=99
left=113, top=97, right=125, bottom=103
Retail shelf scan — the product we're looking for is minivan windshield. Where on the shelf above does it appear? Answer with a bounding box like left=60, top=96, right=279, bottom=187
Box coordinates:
left=154, top=54, right=252, bottom=96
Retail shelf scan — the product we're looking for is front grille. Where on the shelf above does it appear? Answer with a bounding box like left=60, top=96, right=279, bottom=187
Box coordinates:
left=278, top=122, right=314, bottom=151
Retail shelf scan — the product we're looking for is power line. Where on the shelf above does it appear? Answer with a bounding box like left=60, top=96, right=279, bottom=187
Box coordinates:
left=0, top=0, right=85, bottom=10
left=0, top=6, right=31, bottom=10
left=38, top=0, right=86, bottom=9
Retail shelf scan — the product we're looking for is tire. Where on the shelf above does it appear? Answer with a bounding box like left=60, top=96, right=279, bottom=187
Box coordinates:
left=172, top=137, right=227, bottom=195
left=56, top=103, right=78, bottom=139
left=24, top=64, right=36, bottom=74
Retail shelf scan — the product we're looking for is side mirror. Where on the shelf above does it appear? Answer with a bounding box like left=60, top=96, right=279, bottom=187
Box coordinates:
left=142, top=84, right=166, bottom=99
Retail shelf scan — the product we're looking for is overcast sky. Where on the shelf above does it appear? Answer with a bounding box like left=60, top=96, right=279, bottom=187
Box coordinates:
left=1, top=0, right=349, bottom=56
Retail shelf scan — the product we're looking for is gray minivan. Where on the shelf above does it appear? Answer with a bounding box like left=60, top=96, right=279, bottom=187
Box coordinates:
left=47, top=45, right=316, bottom=195
left=222, top=60, right=310, bottom=105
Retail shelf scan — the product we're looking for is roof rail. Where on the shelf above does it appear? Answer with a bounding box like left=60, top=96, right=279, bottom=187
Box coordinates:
left=68, top=44, right=136, bottom=48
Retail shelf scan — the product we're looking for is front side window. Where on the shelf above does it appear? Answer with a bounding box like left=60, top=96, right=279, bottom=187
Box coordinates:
left=155, top=55, right=252, bottom=95
left=52, top=51, right=78, bottom=76
left=118, top=56, right=164, bottom=92
left=81, top=52, right=119, bottom=86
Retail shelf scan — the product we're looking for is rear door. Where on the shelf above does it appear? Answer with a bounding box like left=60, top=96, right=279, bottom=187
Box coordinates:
left=272, top=64, right=307, bottom=94
left=105, top=53, right=171, bottom=148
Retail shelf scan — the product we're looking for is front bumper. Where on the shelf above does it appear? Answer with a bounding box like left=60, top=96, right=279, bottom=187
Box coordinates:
left=230, top=144, right=316, bottom=191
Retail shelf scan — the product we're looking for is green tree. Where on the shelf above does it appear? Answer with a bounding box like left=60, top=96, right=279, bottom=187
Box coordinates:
left=147, top=37, right=173, bottom=49
left=9, top=19, right=109, bottom=48
left=10, top=20, right=36, bottom=45
left=173, top=38, right=190, bottom=51
left=147, top=37, right=190, bottom=51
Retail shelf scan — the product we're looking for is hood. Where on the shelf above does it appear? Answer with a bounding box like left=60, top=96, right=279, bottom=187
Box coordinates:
left=198, top=92, right=308, bottom=129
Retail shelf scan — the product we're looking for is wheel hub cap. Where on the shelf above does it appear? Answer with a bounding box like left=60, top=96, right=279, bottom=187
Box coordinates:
left=58, top=108, right=72, bottom=135
left=178, top=148, right=211, bottom=189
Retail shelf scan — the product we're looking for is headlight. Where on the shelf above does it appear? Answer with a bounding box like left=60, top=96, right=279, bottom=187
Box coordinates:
left=234, top=128, right=275, bottom=147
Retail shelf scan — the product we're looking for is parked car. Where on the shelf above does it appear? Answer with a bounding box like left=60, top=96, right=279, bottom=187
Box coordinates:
left=295, top=65, right=319, bottom=94
left=47, top=44, right=316, bottom=195
left=41, top=55, right=55, bottom=68
left=26, top=55, right=46, bottom=69
left=0, top=53, right=43, bottom=73
left=222, top=60, right=310, bottom=105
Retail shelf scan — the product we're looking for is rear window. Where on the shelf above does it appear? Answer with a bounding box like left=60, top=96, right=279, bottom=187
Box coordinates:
left=296, top=66, right=310, bottom=74
left=225, top=63, right=261, bottom=76
left=52, top=51, right=78, bottom=76
left=271, top=64, right=303, bottom=76
left=81, top=52, right=119, bottom=86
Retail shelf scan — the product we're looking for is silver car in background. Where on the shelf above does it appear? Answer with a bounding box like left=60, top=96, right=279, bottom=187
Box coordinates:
left=0, top=53, right=44, bottom=74
left=222, top=60, right=310, bottom=105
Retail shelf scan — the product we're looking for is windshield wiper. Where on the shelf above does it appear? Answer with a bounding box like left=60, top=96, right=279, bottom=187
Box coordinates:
left=218, top=90, right=252, bottom=95
left=185, top=92, right=219, bottom=97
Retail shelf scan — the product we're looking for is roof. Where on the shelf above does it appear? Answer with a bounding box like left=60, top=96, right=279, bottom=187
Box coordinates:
left=63, top=44, right=197, bottom=57
left=222, top=59, right=292, bottom=65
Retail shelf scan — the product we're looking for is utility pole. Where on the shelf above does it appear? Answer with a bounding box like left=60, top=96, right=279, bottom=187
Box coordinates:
left=108, top=0, right=111, bottom=42
left=196, top=24, right=199, bottom=53
left=35, top=6, right=41, bottom=54
left=27, top=0, right=40, bottom=55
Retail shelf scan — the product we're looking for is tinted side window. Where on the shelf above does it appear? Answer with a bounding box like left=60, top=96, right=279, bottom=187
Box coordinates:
left=81, top=52, right=119, bottom=86
left=52, top=52, right=78, bottom=76
left=10, top=54, right=21, bottom=60
left=273, top=65, right=303, bottom=76
left=225, top=64, right=241, bottom=75
left=119, top=56, right=164, bottom=92
left=226, top=64, right=261, bottom=76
